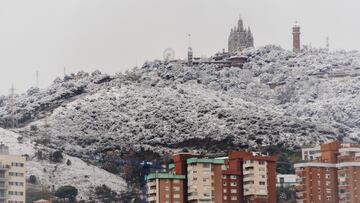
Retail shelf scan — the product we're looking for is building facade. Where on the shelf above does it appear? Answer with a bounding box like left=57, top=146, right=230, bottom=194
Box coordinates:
left=228, top=17, right=254, bottom=54
left=187, top=158, right=224, bottom=203
left=223, top=151, right=277, bottom=203
left=276, top=174, right=298, bottom=188
left=294, top=141, right=360, bottom=203
left=146, top=173, right=186, bottom=203
left=0, top=144, right=26, bottom=203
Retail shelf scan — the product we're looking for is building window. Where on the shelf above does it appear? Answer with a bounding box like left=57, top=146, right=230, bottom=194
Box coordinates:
left=259, top=161, right=265, bottom=165
left=173, top=179, right=180, bottom=184
left=224, top=196, right=227, bottom=200
left=230, top=175, right=237, bottom=180
left=259, top=181, right=266, bottom=185
left=230, top=182, right=237, bottom=186
left=223, top=189, right=227, bottom=193
left=231, top=196, right=238, bottom=200
left=203, top=163, right=210, bottom=168
left=231, top=189, right=237, bottom=193
left=8, top=172, right=24, bottom=177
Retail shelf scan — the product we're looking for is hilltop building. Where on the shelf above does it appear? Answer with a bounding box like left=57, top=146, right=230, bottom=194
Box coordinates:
left=294, top=141, right=360, bottom=203
left=292, top=22, right=301, bottom=53
left=146, top=151, right=277, bottom=203
left=228, top=17, right=254, bottom=54
left=0, top=143, right=26, bottom=203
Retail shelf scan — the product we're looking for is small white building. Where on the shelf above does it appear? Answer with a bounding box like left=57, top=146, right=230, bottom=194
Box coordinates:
left=276, top=174, right=298, bottom=188
left=301, top=146, right=321, bottom=161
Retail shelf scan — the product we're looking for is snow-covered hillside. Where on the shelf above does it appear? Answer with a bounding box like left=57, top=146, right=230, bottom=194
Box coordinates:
left=0, top=45, right=359, bottom=200
left=0, top=128, right=126, bottom=200
left=12, top=46, right=360, bottom=156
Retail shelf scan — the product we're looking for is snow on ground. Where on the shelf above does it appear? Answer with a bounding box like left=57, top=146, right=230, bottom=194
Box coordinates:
left=0, top=128, right=126, bottom=200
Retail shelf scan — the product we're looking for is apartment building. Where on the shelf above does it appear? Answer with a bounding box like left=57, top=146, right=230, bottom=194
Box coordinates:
left=186, top=158, right=224, bottom=203
left=0, top=144, right=26, bottom=203
left=146, top=173, right=186, bottom=203
left=294, top=140, right=360, bottom=203
left=223, top=151, right=277, bottom=203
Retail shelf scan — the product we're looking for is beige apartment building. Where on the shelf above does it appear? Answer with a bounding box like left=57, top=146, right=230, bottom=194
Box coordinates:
left=0, top=144, right=26, bottom=203
left=187, top=158, right=225, bottom=203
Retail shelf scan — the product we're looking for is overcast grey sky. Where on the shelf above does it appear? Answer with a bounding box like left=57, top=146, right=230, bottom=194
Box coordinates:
left=0, top=0, right=359, bottom=95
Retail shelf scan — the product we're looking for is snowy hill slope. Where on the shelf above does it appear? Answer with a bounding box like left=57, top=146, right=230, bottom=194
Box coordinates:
left=0, top=128, right=126, bottom=200
left=3, top=45, right=360, bottom=157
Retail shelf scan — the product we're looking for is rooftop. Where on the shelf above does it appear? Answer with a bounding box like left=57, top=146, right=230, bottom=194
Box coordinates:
left=186, top=157, right=225, bottom=165
left=146, top=172, right=185, bottom=180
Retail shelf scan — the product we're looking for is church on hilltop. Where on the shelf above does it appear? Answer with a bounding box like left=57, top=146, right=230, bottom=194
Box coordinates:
left=228, top=17, right=254, bottom=54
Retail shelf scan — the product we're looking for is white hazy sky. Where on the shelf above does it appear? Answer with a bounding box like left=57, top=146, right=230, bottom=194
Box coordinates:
left=0, top=0, right=359, bottom=95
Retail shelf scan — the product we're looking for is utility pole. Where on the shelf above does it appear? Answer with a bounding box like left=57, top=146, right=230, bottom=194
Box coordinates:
left=36, top=70, right=39, bottom=88
left=9, top=85, right=16, bottom=128
left=326, top=36, right=330, bottom=50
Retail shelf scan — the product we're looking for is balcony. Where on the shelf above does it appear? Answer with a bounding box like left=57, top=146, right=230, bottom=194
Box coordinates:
left=147, top=189, right=157, bottom=194
left=295, top=184, right=305, bottom=191
left=0, top=165, right=9, bottom=171
left=296, top=192, right=304, bottom=198
left=147, top=195, right=156, bottom=202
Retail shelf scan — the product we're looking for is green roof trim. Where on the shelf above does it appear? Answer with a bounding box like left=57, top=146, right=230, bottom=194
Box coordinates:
left=186, top=158, right=225, bottom=165
left=146, top=173, right=185, bottom=180
left=169, top=163, right=174, bottom=169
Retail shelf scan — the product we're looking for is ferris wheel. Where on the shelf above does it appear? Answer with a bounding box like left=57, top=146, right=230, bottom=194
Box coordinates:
left=163, top=48, right=175, bottom=61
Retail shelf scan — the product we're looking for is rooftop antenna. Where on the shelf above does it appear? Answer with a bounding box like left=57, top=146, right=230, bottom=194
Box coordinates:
left=9, top=84, right=16, bottom=128
left=326, top=36, right=330, bottom=50
left=63, top=67, right=66, bottom=78
left=188, top=34, right=192, bottom=47
left=36, top=70, right=39, bottom=88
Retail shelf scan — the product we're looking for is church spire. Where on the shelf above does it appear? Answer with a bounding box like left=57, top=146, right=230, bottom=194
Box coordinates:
left=238, top=17, right=244, bottom=31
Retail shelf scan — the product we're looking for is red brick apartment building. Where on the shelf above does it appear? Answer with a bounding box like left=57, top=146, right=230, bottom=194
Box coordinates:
left=146, top=151, right=277, bottom=203
left=295, top=140, right=360, bottom=203
left=222, top=151, right=277, bottom=203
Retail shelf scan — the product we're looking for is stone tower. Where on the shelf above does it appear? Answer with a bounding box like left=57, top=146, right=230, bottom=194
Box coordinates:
left=187, top=34, right=193, bottom=66
left=292, top=22, right=301, bottom=53
left=228, top=16, right=254, bottom=54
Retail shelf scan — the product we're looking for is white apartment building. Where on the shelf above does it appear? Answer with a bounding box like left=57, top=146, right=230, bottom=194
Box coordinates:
left=0, top=144, right=26, bottom=203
